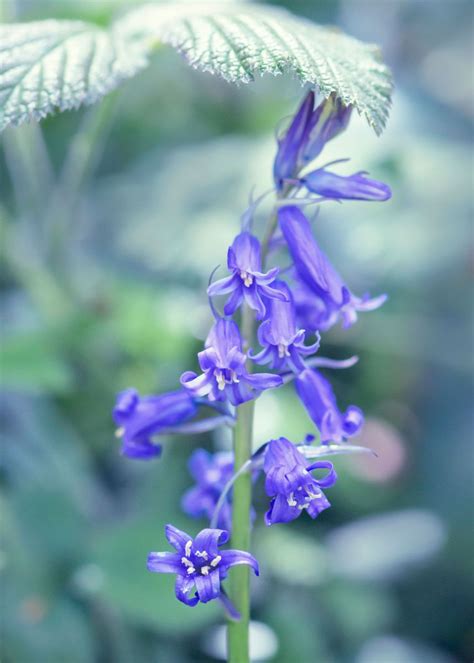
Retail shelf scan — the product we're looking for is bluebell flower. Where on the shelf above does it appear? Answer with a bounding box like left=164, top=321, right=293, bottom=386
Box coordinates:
left=301, top=95, right=352, bottom=163
left=182, top=449, right=234, bottom=531
left=113, top=388, right=232, bottom=459
left=273, top=90, right=315, bottom=190
left=113, top=388, right=197, bottom=459
left=300, top=162, right=391, bottom=202
left=147, top=525, right=259, bottom=613
left=279, top=205, right=387, bottom=331
left=263, top=437, right=337, bottom=525
left=181, top=318, right=282, bottom=406
left=295, top=368, right=364, bottom=443
left=250, top=280, right=320, bottom=373
left=273, top=92, right=353, bottom=190
left=207, top=232, right=287, bottom=319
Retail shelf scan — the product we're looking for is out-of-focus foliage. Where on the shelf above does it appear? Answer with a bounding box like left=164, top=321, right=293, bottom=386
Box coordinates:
left=0, top=2, right=392, bottom=132
left=1, top=1, right=473, bottom=662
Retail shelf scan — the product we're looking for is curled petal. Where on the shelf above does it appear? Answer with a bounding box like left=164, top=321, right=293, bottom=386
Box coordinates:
left=193, top=528, right=229, bottom=557
left=220, top=550, right=260, bottom=576
left=175, top=574, right=199, bottom=607
left=147, top=551, right=182, bottom=574
left=121, top=437, right=162, bottom=460
left=343, top=405, right=364, bottom=436
left=180, top=371, right=213, bottom=398
left=165, top=524, right=192, bottom=553
left=306, top=460, right=338, bottom=488
left=194, top=570, right=221, bottom=603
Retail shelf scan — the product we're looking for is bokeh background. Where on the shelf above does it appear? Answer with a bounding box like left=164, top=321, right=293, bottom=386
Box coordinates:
left=1, top=0, right=473, bottom=662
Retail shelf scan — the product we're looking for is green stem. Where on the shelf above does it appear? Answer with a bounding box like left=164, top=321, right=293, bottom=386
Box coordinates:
left=227, top=303, right=255, bottom=663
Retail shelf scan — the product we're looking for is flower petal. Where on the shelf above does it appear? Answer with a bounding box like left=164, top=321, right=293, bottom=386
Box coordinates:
left=220, top=550, right=259, bottom=576
left=147, top=551, right=182, bottom=574
left=193, top=528, right=229, bottom=557
left=175, top=574, right=199, bottom=607
left=165, top=524, right=192, bottom=553
left=194, top=569, right=221, bottom=603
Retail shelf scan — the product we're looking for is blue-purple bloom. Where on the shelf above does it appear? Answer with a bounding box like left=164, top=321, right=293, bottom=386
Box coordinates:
left=273, top=92, right=353, bottom=190
left=295, top=368, right=364, bottom=443
left=147, top=525, right=259, bottom=611
left=182, top=449, right=234, bottom=531
left=113, top=388, right=198, bottom=459
left=263, top=437, right=337, bottom=525
left=181, top=318, right=282, bottom=406
left=273, top=90, right=315, bottom=190
left=207, top=232, right=287, bottom=319
left=250, top=280, right=320, bottom=373
left=279, top=205, right=387, bottom=331
left=301, top=163, right=392, bottom=202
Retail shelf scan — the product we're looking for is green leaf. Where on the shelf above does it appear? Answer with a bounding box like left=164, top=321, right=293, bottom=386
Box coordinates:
left=118, top=3, right=393, bottom=134
left=1, top=3, right=392, bottom=133
left=0, top=19, right=148, bottom=131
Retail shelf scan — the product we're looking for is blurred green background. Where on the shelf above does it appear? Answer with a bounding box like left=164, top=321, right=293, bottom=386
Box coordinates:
left=1, top=1, right=473, bottom=662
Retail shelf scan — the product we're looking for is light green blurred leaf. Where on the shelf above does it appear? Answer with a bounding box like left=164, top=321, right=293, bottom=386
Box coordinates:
left=1, top=3, right=392, bottom=133
left=1, top=331, right=73, bottom=393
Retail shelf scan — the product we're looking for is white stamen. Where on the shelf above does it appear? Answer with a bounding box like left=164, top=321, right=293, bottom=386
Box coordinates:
left=115, top=427, right=125, bottom=438
left=240, top=271, right=253, bottom=287
left=215, top=370, right=226, bottom=391
left=201, top=566, right=210, bottom=576
left=184, top=540, right=192, bottom=557
left=298, top=503, right=309, bottom=510
left=186, top=566, right=196, bottom=575
left=278, top=343, right=290, bottom=358
left=195, top=550, right=208, bottom=560
left=287, top=492, right=297, bottom=507
left=230, top=370, right=240, bottom=384
left=181, top=556, right=193, bottom=567
left=210, top=555, right=222, bottom=567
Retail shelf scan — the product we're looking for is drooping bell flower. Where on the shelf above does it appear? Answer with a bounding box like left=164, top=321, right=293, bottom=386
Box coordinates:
left=250, top=280, right=320, bottom=373
left=295, top=368, right=364, bottom=443
left=273, top=92, right=353, bottom=191
left=263, top=437, right=337, bottom=525
left=300, top=161, right=391, bottom=202
left=147, top=525, right=259, bottom=616
left=113, top=388, right=198, bottom=459
left=279, top=205, right=387, bottom=331
left=182, top=449, right=235, bottom=531
left=207, top=231, right=288, bottom=320
left=181, top=318, right=282, bottom=406
left=302, top=95, right=352, bottom=163
left=273, top=90, right=315, bottom=190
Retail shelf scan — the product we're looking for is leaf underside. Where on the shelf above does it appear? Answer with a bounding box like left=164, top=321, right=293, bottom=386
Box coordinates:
left=0, top=3, right=393, bottom=133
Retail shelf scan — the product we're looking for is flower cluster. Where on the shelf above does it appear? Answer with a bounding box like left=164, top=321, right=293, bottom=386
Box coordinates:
left=113, top=90, right=390, bottom=616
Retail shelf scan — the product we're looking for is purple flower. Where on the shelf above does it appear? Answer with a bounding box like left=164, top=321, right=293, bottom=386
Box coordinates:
left=250, top=280, right=320, bottom=373
left=181, top=318, right=282, bottom=406
left=207, top=232, right=287, bottom=319
left=301, top=163, right=391, bottom=202
left=295, top=368, right=364, bottom=443
left=182, top=449, right=234, bottom=531
left=113, top=388, right=198, bottom=459
left=273, top=91, right=315, bottom=190
left=279, top=205, right=387, bottom=331
left=273, top=92, right=353, bottom=190
left=302, top=96, right=352, bottom=163
left=263, top=437, right=337, bottom=525
left=147, top=525, right=259, bottom=612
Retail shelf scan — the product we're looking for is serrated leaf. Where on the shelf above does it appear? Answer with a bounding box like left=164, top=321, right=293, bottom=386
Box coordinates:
left=0, top=3, right=392, bottom=133
left=0, top=19, right=148, bottom=131
left=117, top=3, right=392, bottom=134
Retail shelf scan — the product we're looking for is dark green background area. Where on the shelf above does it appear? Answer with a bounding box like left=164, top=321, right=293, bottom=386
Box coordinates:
left=1, top=1, right=472, bottom=662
